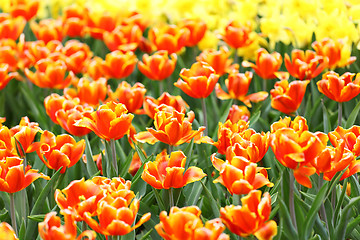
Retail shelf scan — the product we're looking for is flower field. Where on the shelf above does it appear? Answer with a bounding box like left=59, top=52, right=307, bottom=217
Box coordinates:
left=2, top=0, right=360, bottom=239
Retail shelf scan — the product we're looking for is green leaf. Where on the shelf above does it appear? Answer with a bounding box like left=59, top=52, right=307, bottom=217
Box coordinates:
left=345, top=100, right=360, bottom=128
left=185, top=181, right=203, bottom=206
left=84, top=136, right=99, bottom=177
left=321, top=99, right=331, bottom=133
left=249, top=110, right=261, bottom=128
left=346, top=215, right=360, bottom=236
left=336, top=196, right=360, bottom=239
left=278, top=198, right=298, bottom=239
left=119, top=149, right=135, bottom=177
left=27, top=214, right=46, bottom=222
left=152, top=188, right=166, bottom=212
left=200, top=180, right=220, bottom=217
left=334, top=178, right=348, bottom=226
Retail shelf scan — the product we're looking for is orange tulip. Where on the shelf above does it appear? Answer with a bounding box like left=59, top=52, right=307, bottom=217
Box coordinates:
left=85, top=11, right=116, bottom=40
left=30, top=18, right=63, bottom=44
left=0, top=63, right=19, bottom=90
left=142, top=150, right=206, bottom=189
left=227, top=105, right=250, bottom=123
left=62, top=4, right=88, bottom=38
left=39, top=210, right=96, bottom=240
left=103, top=50, right=137, bottom=79
left=216, top=71, right=268, bottom=107
left=270, top=79, right=310, bottom=115
left=31, top=130, right=85, bottom=173
left=196, top=46, right=234, bottom=76
left=128, top=151, right=142, bottom=176
left=22, top=39, right=62, bottom=68
left=74, top=101, right=134, bottom=141
left=25, top=58, right=74, bottom=89
left=138, top=50, right=177, bottom=81
left=0, top=13, right=26, bottom=40
left=156, top=206, right=229, bottom=240
left=0, top=222, right=18, bottom=240
left=179, top=18, right=207, bottom=47
left=85, top=56, right=107, bottom=80
left=56, top=105, right=93, bottom=136
left=212, top=155, right=273, bottom=195
left=148, top=24, right=190, bottom=54
left=242, top=48, right=286, bottom=80
left=284, top=49, right=328, bottom=80
left=135, top=109, right=205, bottom=146
left=312, top=38, right=356, bottom=69
left=106, top=81, right=146, bottom=114
left=221, top=20, right=254, bottom=49
left=175, top=61, right=219, bottom=99
left=143, top=92, right=191, bottom=119
left=64, top=77, right=107, bottom=106
left=0, top=126, right=18, bottom=158
left=270, top=126, right=328, bottom=188
left=220, top=190, right=277, bottom=240
left=61, top=40, right=93, bottom=74
left=329, top=125, right=360, bottom=157
left=317, top=71, right=360, bottom=102
left=9, top=0, right=39, bottom=21
left=139, top=36, right=155, bottom=53
left=0, top=39, right=21, bottom=71
left=103, top=24, right=142, bottom=52
left=270, top=116, right=308, bottom=134
left=0, top=156, right=49, bottom=193
left=44, top=93, right=80, bottom=124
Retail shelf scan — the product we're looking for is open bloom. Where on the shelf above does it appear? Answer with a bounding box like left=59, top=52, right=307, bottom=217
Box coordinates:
left=284, top=49, right=328, bottom=80
left=0, top=63, right=19, bottom=90
left=317, top=71, right=360, bottom=102
left=39, top=210, right=96, bottom=240
left=138, top=50, right=177, bottom=81
left=156, top=206, right=229, bottom=240
left=270, top=79, right=310, bottom=115
left=103, top=50, right=137, bottom=79
left=196, top=46, right=233, bottom=76
left=220, top=190, right=277, bottom=240
left=0, top=13, right=26, bottom=40
left=221, top=20, right=254, bottom=49
left=103, top=23, right=142, bottom=52
left=135, top=109, right=205, bottom=146
left=227, top=105, right=250, bottom=123
left=61, top=40, right=93, bottom=74
left=9, top=0, right=39, bottom=21
left=56, top=105, right=93, bottom=136
left=0, top=222, right=18, bottom=240
left=329, top=125, right=360, bottom=157
left=75, top=102, right=134, bottom=141
left=175, top=61, right=219, bottom=99
left=85, top=11, right=116, bottom=40
left=44, top=94, right=80, bottom=124
left=179, top=18, right=207, bottom=47
left=0, top=156, right=49, bottom=193
left=242, top=48, right=286, bottom=80
left=30, top=18, right=63, bottom=43
left=216, top=71, right=268, bottom=107
left=142, top=150, right=206, bottom=189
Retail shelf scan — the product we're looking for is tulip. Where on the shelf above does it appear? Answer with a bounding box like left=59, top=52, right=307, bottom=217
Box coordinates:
left=142, top=150, right=206, bottom=189
left=85, top=11, right=116, bottom=40
left=227, top=105, right=250, bottom=123
left=0, top=13, right=26, bottom=40
left=44, top=93, right=80, bottom=124
left=103, top=24, right=142, bottom=52
left=284, top=49, right=328, bottom=80
left=220, top=190, right=277, bottom=240
left=270, top=79, right=310, bottom=115
left=215, top=71, right=268, bottom=107
left=30, top=18, right=63, bottom=43
left=103, top=50, right=137, bottom=79
left=61, top=40, right=93, bottom=74
left=56, top=105, right=93, bottom=136
left=0, top=63, right=19, bottom=90
left=0, top=222, right=18, bottom=240
left=138, top=50, right=177, bottom=81
left=179, top=18, right=207, bottom=47
left=0, top=126, right=18, bottom=158
left=221, top=20, right=254, bottom=49
left=85, top=56, right=107, bottom=80
left=329, top=125, right=360, bottom=157
left=317, top=71, right=360, bottom=103
left=62, top=4, right=88, bottom=38
left=196, top=46, right=234, bottom=76
left=9, top=0, right=39, bottom=21
left=270, top=116, right=308, bottom=134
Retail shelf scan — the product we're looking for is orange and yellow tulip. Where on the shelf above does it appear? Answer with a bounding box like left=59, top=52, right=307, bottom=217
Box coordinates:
left=62, top=4, right=88, bottom=38
left=196, top=46, right=234, bottom=76
left=39, top=210, right=96, bottom=240
left=85, top=11, right=116, bottom=40
left=270, top=116, right=308, bottom=134
left=142, top=150, right=206, bottom=189
left=0, top=156, right=49, bottom=193
left=227, top=105, right=250, bottom=123
left=61, top=40, right=93, bottom=74
left=30, top=18, right=63, bottom=44
left=25, top=58, right=74, bottom=89
left=9, top=0, right=39, bottom=21
left=0, top=126, right=18, bottom=158
left=106, top=81, right=146, bottom=114
left=138, top=50, right=177, bottom=81
left=317, top=71, right=360, bottom=102
left=0, top=63, right=19, bottom=90
left=312, top=38, right=356, bottom=69
left=221, top=20, right=254, bottom=49
left=75, top=102, right=134, bottom=141
left=103, top=24, right=142, bottom=52
left=103, top=50, right=137, bottom=79
left=175, top=61, right=219, bottom=99
left=148, top=24, right=189, bottom=54
left=56, top=106, right=93, bottom=137
left=329, top=125, right=360, bottom=157
left=216, top=71, right=268, bottom=107
left=135, top=109, right=205, bottom=146
left=0, top=13, right=26, bottom=40
left=220, top=190, right=277, bottom=240
left=284, top=49, right=328, bottom=80
left=0, top=222, right=18, bottom=240
left=179, top=18, right=207, bottom=47
left=44, top=93, right=80, bottom=124
left=85, top=56, right=107, bottom=80
left=270, top=79, right=310, bottom=115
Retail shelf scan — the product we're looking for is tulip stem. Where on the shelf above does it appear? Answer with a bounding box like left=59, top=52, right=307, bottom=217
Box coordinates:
left=110, top=139, right=118, bottom=175
left=9, top=193, right=18, bottom=236
left=234, top=49, right=238, bottom=64
left=319, top=174, right=329, bottom=230
left=289, top=173, right=297, bottom=231
left=338, top=102, right=342, bottom=126
left=232, top=194, right=240, bottom=205
left=159, top=80, right=164, bottom=96
left=169, top=188, right=174, bottom=208
left=168, top=145, right=173, bottom=154
left=263, top=79, right=267, bottom=92
left=201, top=98, right=208, bottom=136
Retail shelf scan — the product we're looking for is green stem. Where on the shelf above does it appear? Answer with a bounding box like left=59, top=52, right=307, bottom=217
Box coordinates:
left=263, top=79, right=267, bottom=92
left=168, top=145, right=173, bottom=154
left=338, top=102, right=342, bottom=127
left=232, top=194, right=240, bottom=206
left=159, top=80, right=164, bottom=97
left=169, top=188, right=174, bottom=209
left=110, top=139, right=118, bottom=174
left=10, top=193, right=18, bottom=237
left=319, top=174, right=329, bottom=230
left=201, top=98, right=208, bottom=136
left=234, top=49, right=238, bottom=64
left=289, top=173, right=297, bottom=231
left=331, top=187, right=336, bottom=209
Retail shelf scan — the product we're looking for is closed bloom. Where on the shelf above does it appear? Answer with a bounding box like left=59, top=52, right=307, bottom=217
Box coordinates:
left=103, top=24, right=142, bottom=52
left=39, top=210, right=96, bottom=240
left=30, top=18, right=63, bottom=44
left=221, top=20, right=254, bottom=49
left=196, top=46, right=234, bottom=76
left=329, top=125, right=360, bottom=157
left=107, top=81, right=146, bottom=114
left=142, top=150, right=206, bottom=189
left=317, top=71, right=360, bottom=102
left=25, top=58, right=74, bottom=89
left=0, top=63, right=19, bottom=90
left=270, top=79, right=310, bottom=115
left=138, top=50, right=177, bottom=81
left=270, top=116, right=308, bottom=134
left=0, top=13, right=26, bottom=40
left=216, top=71, right=268, bottom=107
left=0, top=222, right=18, bottom=240
left=0, top=156, right=49, bottom=193
left=135, top=109, right=205, bottom=146
left=212, top=155, right=273, bottom=195
left=175, top=61, right=219, bottom=99
left=75, top=102, right=134, bottom=141
left=284, top=49, right=328, bottom=80
left=242, top=48, right=285, bottom=80
left=103, top=50, right=137, bottom=79
left=61, top=4, right=88, bottom=38
left=179, top=18, right=207, bottom=47
left=312, top=38, right=356, bottom=69
left=44, top=94, right=80, bottom=124
left=61, top=40, right=93, bottom=74
left=220, top=190, right=277, bottom=240
left=85, top=11, right=116, bottom=40
left=56, top=105, right=93, bottom=137
left=9, top=0, right=39, bottom=21
left=148, top=24, right=189, bottom=54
